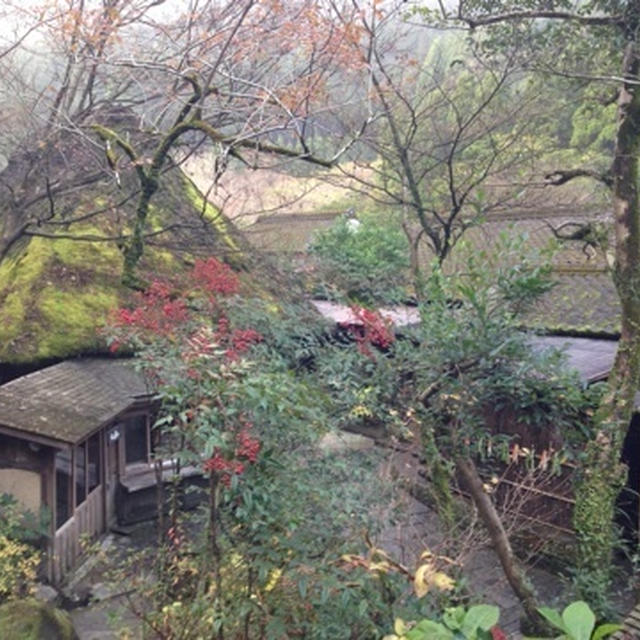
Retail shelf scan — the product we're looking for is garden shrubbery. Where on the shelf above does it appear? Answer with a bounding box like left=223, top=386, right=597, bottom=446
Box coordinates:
left=308, top=214, right=410, bottom=305
left=105, top=242, right=613, bottom=637
left=0, top=495, right=42, bottom=603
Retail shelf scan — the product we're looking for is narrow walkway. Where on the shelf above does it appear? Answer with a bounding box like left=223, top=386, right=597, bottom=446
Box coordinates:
left=377, top=492, right=566, bottom=638
left=71, top=598, right=141, bottom=640
left=376, top=446, right=568, bottom=639
left=612, top=604, right=640, bottom=639
left=65, top=434, right=636, bottom=639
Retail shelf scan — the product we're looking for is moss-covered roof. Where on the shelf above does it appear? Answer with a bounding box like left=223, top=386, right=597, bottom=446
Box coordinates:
left=0, top=110, right=250, bottom=365
left=256, top=204, right=618, bottom=335
left=0, top=358, right=149, bottom=446
left=438, top=210, right=618, bottom=335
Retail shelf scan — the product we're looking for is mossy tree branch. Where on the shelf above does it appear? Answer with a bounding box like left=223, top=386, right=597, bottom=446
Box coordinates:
left=92, top=86, right=336, bottom=287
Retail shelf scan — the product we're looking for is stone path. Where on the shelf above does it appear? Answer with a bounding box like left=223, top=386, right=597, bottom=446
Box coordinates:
left=62, top=435, right=636, bottom=639
left=377, top=445, right=578, bottom=638
left=376, top=444, right=638, bottom=638
left=376, top=490, right=556, bottom=639
left=65, top=533, right=147, bottom=639
left=71, top=597, right=141, bottom=640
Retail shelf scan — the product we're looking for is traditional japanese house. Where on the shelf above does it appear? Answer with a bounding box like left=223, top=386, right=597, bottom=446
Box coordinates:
left=0, top=358, right=156, bottom=583
left=311, top=302, right=639, bottom=537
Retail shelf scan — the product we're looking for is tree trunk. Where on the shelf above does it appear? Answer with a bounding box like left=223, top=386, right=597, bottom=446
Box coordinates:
left=455, top=456, right=546, bottom=630
left=209, top=472, right=224, bottom=640
left=573, top=34, right=640, bottom=605
left=155, top=457, right=165, bottom=548
left=122, top=175, right=158, bottom=287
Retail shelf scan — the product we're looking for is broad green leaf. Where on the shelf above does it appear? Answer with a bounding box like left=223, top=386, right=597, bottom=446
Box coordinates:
left=297, top=576, right=307, bottom=599
left=562, top=601, right=595, bottom=640
left=443, top=606, right=465, bottom=630
left=592, top=623, right=622, bottom=640
left=538, top=607, right=567, bottom=633
left=462, top=605, right=500, bottom=635
left=406, top=620, right=454, bottom=640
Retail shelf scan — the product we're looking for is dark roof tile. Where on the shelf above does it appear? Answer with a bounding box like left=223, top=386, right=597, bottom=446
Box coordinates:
left=0, top=359, right=151, bottom=445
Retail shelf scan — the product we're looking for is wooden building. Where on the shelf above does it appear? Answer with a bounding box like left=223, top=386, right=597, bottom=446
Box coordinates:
left=312, top=300, right=640, bottom=536
left=0, top=358, right=156, bottom=583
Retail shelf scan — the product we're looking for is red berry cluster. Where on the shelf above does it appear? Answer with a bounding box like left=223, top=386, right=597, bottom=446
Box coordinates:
left=230, top=328, right=263, bottom=357
left=107, top=257, right=261, bottom=363
left=235, top=429, right=260, bottom=462
left=203, top=452, right=246, bottom=486
left=193, top=257, right=239, bottom=296
left=341, top=306, right=395, bottom=357
left=202, top=427, right=261, bottom=487
left=111, top=280, right=188, bottom=336
left=215, top=317, right=263, bottom=361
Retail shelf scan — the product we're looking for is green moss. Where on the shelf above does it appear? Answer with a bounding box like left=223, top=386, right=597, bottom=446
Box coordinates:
left=145, top=203, right=164, bottom=231
left=0, top=230, right=124, bottom=363
left=0, top=171, right=250, bottom=364
left=0, top=291, right=26, bottom=345
left=183, top=176, right=239, bottom=252
left=145, top=247, right=182, bottom=271
left=0, top=598, right=78, bottom=639
left=35, top=287, right=118, bottom=360
left=0, top=237, right=49, bottom=291
left=48, top=231, right=120, bottom=272
left=0, top=238, right=55, bottom=357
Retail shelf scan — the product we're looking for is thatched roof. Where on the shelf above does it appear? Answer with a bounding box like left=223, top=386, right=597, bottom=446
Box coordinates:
left=0, top=109, right=249, bottom=365
left=253, top=202, right=618, bottom=335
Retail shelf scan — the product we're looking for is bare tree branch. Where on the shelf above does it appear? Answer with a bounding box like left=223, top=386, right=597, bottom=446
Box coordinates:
left=458, top=10, right=624, bottom=30
left=545, top=168, right=613, bottom=188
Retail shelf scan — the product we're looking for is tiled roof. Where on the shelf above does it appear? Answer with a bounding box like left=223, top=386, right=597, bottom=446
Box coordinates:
left=248, top=207, right=618, bottom=334
left=450, top=208, right=610, bottom=272
left=245, top=212, right=338, bottom=252
left=311, top=300, right=619, bottom=385
left=427, top=210, right=618, bottom=334
left=525, top=271, right=619, bottom=334
left=0, top=359, right=151, bottom=446
left=530, top=336, right=617, bottom=383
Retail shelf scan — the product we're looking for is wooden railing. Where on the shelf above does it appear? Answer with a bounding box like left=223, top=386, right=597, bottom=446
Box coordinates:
left=52, top=484, right=104, bottom=583
left=611, top=603, right=640, bottom=639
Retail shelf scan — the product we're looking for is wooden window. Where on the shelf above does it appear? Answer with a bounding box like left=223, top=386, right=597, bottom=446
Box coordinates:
left=87, top=433, right=101, bottom=493
left=55, top=450, right=72, bottom=529
left=124, top=414, right=149, bottom=465
left=75, top=442, right=86, bottom=506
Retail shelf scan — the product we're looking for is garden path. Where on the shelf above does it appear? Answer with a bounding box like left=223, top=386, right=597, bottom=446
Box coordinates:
left=64, top=432, right=636, bottom=639
left=376, top=445, right=636, bottom=638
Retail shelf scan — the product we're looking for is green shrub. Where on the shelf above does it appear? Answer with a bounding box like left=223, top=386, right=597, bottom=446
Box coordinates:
left=527, top=601, right=620, bottom=640
left=0, top=599, right=78, bottom=640
left=0, top=495, right=44, bottom=603
left=308, top=214, right=410, bottom=304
